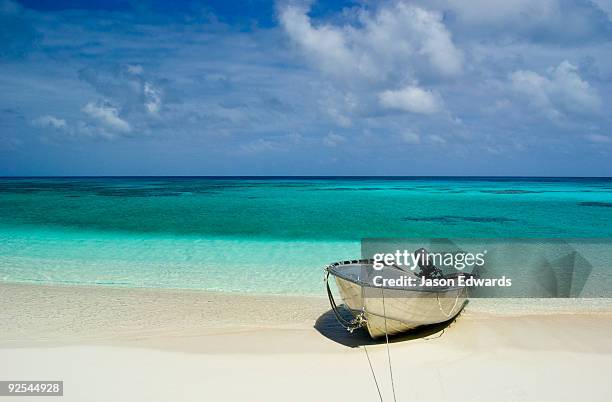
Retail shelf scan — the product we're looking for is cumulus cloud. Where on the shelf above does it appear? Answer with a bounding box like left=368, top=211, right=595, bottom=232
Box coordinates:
left=32, top=115, right=66, bottom=129
left=32, top=112, right=123, bottom=141
left=510, top=60, right=601, bottom=120
left=276, top=0, right=610, bottom=160
left=82, top=101, right=131, bottom=132
left=79, top=64, right=164, bottom=119
left=280, top=2, right=462, bottom=81
left=279, top=5, right=355, bottom=80
left=379, top=86, right=442, bottom=114
left=279, top=1, right=461, bottom=122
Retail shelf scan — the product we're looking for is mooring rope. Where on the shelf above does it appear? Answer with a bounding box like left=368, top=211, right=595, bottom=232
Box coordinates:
left=325, top=271, right=363, bottom=332
left=363, top=345, right=383, bottom=402
left=436, top=287, right=463, bottom=318
left=381, top=287, right=397, bottom=402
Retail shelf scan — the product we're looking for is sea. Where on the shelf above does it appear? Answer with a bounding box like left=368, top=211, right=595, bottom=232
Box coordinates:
left=1, top=177, right=611, bottom=295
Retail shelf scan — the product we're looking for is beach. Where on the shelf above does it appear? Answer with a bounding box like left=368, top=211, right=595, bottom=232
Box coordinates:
left=2, top=282, right=612, bottom=402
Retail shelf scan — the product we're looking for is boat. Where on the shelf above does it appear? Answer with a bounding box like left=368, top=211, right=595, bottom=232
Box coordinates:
left=325, top=257, right=472, bottom=338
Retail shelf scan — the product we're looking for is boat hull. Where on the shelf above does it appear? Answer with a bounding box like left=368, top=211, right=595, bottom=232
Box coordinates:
left=334, top=276, right=467, bottom=338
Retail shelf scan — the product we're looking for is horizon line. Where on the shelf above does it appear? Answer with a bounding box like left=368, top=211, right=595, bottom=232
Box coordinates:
left=1, top=175, right=612, bottom=179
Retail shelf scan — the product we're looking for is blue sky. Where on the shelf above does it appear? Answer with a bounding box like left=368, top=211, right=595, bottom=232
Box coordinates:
left=1, top=0, right=612, bottom=176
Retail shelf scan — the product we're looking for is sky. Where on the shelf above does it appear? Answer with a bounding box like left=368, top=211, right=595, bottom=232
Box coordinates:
left=1, top=0, right=612, bottom=176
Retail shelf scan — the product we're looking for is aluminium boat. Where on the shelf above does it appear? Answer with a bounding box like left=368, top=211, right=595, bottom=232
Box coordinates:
left=325, top=259, right=472, bottom=338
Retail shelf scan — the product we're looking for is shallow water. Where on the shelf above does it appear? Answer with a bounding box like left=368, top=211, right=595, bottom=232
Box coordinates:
left=1, top=177, right=611, bottom=294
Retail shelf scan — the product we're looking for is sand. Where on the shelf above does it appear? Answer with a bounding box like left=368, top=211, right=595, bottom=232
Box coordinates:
left=1, top=282, right=612, bottom=401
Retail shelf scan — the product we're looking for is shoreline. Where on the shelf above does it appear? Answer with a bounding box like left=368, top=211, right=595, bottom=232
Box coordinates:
left=0, top=279, right=333, bottom=299
left=2, top=281, right=612, bottom=348
left=0, top=282, right=328, bottom=346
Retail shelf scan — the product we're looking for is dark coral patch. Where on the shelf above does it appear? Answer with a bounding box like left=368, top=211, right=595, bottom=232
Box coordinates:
left=403, top=215, right=517, bottom=224
left=579, top=201, right=612, bottom=208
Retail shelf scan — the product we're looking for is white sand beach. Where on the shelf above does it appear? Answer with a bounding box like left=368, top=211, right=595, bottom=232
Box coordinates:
left=2, top=283, right=612, bottom=402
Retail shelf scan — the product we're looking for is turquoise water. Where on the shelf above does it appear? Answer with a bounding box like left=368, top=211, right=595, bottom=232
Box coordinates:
left=1, top=177, right=612, bottom=294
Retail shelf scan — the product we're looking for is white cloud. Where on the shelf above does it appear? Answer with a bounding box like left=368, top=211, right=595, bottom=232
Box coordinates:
left=82, top=101, right=131, bottom=132
left=279, top=1, right=460, bottom=123
left=79, top=65, right=164, bottom=125
left=33, top=113, right=123, bottom=140
left=323, top=133, right=347, bottom=147
left=144, top=82, right=162, bottom=115
left=32, top=115, right=66, bottom=129
left=74, top=121, right=118, bottom=140
left=279, top=2, right=462, bottom=82
left=510, top=60, right=601, bottom=120
left=379, top=86, right=441, bottom=114
left=279, top=5, right=355, bottom=80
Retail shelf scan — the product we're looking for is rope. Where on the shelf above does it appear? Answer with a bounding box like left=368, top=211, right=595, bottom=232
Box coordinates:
left=363, top=345, right=383, bottom=402
left=436, top=287, right=462, bottom=318
left=381, top=287, right=397, bottom=402
left=425, top=288, right=468, bottom=341
left=325, top=271, right=363, bottom=332
left=423, top=328, right=446, bottom=340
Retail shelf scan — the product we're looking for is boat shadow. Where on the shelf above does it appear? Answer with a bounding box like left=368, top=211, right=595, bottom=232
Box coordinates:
left=314, top=303, right=465, bottom=348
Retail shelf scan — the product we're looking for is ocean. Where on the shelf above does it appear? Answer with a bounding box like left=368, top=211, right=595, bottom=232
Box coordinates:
left=1, top=177, right=611, bottom=295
